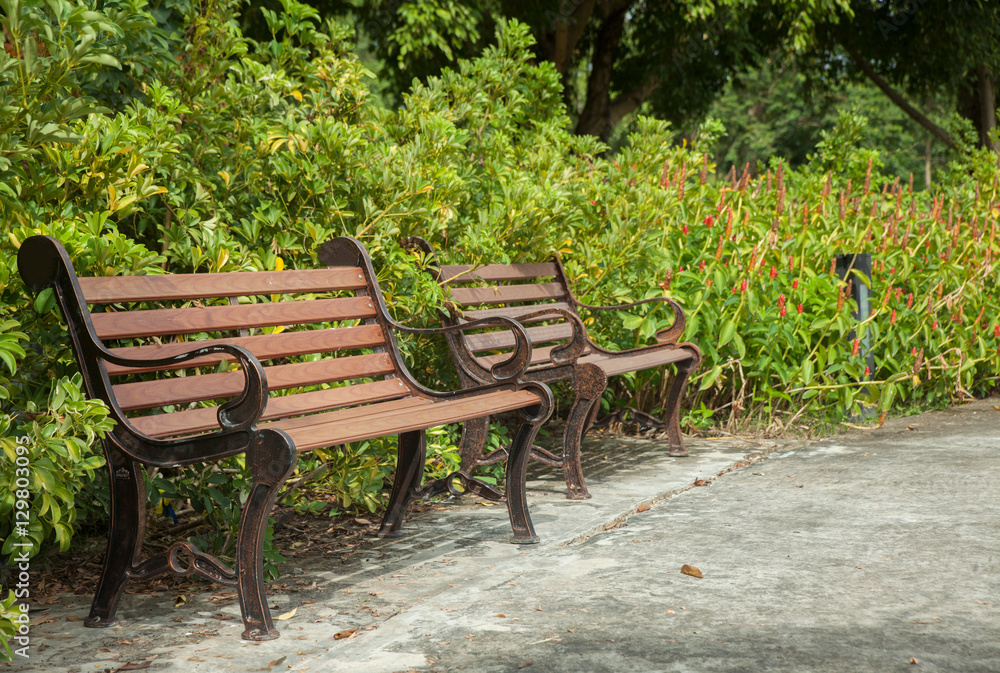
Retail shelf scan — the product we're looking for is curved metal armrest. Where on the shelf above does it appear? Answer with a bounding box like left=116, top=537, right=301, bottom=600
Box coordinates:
left=511, top=308, right=589, bottom=365
left=574, top=296, right=686, bottom=345
left=100, top=343, right=268, bottom=433
left=388, top=314, right=533, bottom=382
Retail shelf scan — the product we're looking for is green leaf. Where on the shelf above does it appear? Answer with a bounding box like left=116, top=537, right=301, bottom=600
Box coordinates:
left=718, top=319, right=736, bottom=348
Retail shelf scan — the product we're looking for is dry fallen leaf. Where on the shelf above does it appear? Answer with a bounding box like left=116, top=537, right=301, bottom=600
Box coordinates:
left=275, top=608, right=297, bottom=621
left=267, top=657, right=287, bottom=670
left=518, top=660, right=533, bottom=669
left=493, top=614, right=506, bottom=618
left=910, top=657, right=919, bottom=665
left=680, top=564, right=703, bottom=578
left=174, top=595, right=187, bottom=608
left=637, top=502, right=651, bottom=513
left=334, top=628, right=359, bottom=640
left=354, top=518, right=372, bottom=526
left=113, top=660, right=153, bottom=672
left=66, top=615, right=86, bottom=622
left=665, top=609, right=675, bottom=614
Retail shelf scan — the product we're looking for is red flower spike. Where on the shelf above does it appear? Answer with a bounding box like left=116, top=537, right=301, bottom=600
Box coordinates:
left=769, top=266, right=778, bottom=279
left=895, top=287, right=902, bottom=300
left=890, top=309, right=897, bottom=325
left=778, top=293, right=786, bottom=307
left=682, top=224, right=689, bottom=235
left=932, top=321, right=938, bottom=329
left=792, top=279, right=799, bottom=290
left=704, top=215, right=714, bottom=227
left=911, top=347, right=918, bottom=355
left=780, top=305, right=787, bottom=317
left=852, top=339, right=860, bottom=357
left=906, top=292, right=913, bottom=309
left=994, top=325, right=1000, bottom=338
left=740, top=279, right=748, bottom=293
left=864, top=366, right=870, bottom=377
left=796, top=304, right=803, bottom=314
left=699, top=260, right=706, bottom=273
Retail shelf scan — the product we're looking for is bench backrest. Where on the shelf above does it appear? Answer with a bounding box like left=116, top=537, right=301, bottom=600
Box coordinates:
left=19, top=236, right=412, bottom=440
left=397, top=235, right=585, bottom=370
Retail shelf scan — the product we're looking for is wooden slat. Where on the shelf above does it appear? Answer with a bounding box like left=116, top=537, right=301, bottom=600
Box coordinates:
left=104, top=325, right=386, bottom=376
left=92, top=297, right=376, bottom=340
left=113, top=353, right=395, bottom=411
left=448, top=282, right=566, bottom=307
left=460, top=302, right=574, bottom=322
left=438, top=263, right=558, bottom=284
left=277, top=389, right=542, bottom=451
left=584, top=348, right=695, bottom=377
left=464, top=323, right=576, bottom=353
left=78, top=268, right=368, bottom=303
left=128, top=378, right=413, bottom=438
left=478, top=345, right=570, bottom=369
left=477, top=346, right=696, bottom=375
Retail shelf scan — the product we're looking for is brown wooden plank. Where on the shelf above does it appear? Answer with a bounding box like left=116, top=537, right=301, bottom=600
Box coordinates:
left=78, top=268, right=368, bottom=303
left=104, top=324, right=386, bottom=375
left=582, top=348, right=695, bottom=377
left=113, top=353, right=395, bottom=411
left=128, top=378, right=413, bottom=438
left=478, top=345, right=568, bottom=369
left=438, top=263, right=558, bottom=284
left=277, top=389, right=542, bottom=451
left=447, top=283, right=566, bottom=307
left=92, top=297, right=377, bottom=340
left=478, top=345, right=696, bottom=374
left=460, top=302, right=574, bottom=322
left=464, top=323, right=576, bottom=353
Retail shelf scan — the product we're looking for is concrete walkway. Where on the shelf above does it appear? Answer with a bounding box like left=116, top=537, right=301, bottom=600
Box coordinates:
left=12, top=399, right=1000, bottom=672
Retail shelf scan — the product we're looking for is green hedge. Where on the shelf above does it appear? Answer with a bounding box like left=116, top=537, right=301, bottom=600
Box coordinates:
left=1, top=0, right=998, bottom=644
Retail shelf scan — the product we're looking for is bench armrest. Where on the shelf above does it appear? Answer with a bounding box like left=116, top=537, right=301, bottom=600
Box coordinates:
left=389, top=315, right=533, bottom=383
left=574, top=296, right=686, bottom=345
left=100, top=344, right=268, bottom=433
left=507, top=308, right=589, bottom=365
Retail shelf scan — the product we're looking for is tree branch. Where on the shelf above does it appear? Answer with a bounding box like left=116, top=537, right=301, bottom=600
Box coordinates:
left=843, top=44, right=958, bottom=151
left=609, top=74, right=662, bottom=127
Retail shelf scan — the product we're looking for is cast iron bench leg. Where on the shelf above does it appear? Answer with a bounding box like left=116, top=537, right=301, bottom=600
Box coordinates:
left=238, top=429, right=296, bottom=641
left=458, top=416, right=490, bottom=474
left=663, top=353, right=702, bottom=457
left=378, top=430, right=426, bottom=538
left=505, top=382, right=553, bottom=544
left=561, top=363, right=608, bottom=500
left=86, top=442, right=145, bottom=629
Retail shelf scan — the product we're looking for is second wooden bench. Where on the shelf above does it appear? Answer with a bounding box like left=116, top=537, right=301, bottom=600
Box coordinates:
left=401, top=237, right=701, bottom=500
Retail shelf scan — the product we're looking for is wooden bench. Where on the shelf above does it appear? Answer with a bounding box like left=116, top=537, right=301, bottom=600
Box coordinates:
left=401, top=237, right=701, bottom=500
left=16, top=235, right=553, bottom=641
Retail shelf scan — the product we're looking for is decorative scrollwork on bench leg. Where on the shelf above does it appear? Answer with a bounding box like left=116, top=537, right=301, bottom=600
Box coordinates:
left=505, top=382, right=553, bottom=544
left=86, top=441, right=146, bottom=629
left=237, top=429, right=296, bottom=641
left=128, top=542, right=237, bottom=585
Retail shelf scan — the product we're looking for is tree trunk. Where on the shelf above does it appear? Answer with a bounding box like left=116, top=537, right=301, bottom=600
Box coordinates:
left=574, top=6, right=628, bottom=139
left=978, top=65, right=999, bottom=154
